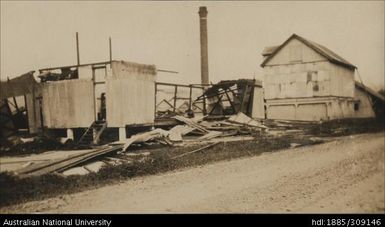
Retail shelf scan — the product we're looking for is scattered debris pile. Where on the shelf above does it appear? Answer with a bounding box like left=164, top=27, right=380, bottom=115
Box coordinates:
left=11, top=112, right=269, bottom=177
left=8, top=113, right=381, bottom=178
left=193, top=79, right=258, bottom=116
left=0, top=71, right=38, bottom=140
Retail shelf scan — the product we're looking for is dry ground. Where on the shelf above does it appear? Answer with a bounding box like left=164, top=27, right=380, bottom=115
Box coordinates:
left=2, top=132, right=384, bottom=213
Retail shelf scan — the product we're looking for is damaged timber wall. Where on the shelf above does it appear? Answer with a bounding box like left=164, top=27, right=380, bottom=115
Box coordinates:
left=106, top=61, right=157, bottom=127
left=25, top=85, right=42, bottom=133
left=42, top=80, right=95, bottom=128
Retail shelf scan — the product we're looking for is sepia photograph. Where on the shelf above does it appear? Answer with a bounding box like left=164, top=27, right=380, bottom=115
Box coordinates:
left=0, top=0, right=384, bottom=222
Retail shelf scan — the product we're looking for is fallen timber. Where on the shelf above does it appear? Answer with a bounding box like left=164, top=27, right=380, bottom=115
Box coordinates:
left=16, top=145, right=123, bottom=177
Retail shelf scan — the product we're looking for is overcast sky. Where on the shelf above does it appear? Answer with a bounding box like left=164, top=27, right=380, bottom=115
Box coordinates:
left=1, top=1, right=384, bottom=90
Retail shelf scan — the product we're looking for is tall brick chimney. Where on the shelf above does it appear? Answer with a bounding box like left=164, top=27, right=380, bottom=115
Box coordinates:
left=199, top=6, right=209, bottom=85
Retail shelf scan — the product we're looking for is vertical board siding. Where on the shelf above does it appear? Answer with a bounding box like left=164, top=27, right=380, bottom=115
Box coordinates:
left=42, top=80, right=94, bottom=128
left=251, top=87, right=265, bottom=119
left=329, top=63, right=355, bottom=98
left=106, top=61, right=156, bottom=127
left=25, top=86, right=42, bottom=133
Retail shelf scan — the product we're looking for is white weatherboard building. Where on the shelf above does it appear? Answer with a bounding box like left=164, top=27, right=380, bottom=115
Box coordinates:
left=261, top=34, right=380, bottom=121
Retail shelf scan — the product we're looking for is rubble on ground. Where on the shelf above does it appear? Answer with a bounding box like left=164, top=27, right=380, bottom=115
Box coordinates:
left=6, top=114, right=377, bottom=177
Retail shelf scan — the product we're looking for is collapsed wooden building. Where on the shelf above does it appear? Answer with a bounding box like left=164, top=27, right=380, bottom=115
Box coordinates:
left=1, top=10, right=383, bottom=143
left=1, top=60, right=157, bottom=143
left=0, top=60, right=266, bottom=144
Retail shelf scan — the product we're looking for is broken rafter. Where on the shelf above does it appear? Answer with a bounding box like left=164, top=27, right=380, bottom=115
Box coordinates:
left=209, top=94, right=224, bottom=115
left=224, top=90, right=237, bottom=113
left=39, top=62, right=178, bottom=75
left=172, top=115, right=209, bottom=133
left=195, top=86, right=239, bottom=101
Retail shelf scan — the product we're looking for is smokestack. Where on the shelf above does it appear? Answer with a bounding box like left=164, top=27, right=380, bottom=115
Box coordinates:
left=199, top=6, right=209, bottom=85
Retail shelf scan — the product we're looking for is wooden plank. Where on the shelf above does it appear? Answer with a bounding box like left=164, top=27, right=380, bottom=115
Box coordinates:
left=17, top=145, right=123, bottom=176
left=173, top=85, right=177, bottom=113
left=172, top=115, right=209, bottom=133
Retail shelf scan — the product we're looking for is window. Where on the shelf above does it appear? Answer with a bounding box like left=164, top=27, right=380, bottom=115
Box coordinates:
left=354, top=102, right=360, bottom=111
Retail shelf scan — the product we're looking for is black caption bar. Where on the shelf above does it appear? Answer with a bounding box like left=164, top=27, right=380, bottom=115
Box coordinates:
left=0, top=214, right=384, bottom=227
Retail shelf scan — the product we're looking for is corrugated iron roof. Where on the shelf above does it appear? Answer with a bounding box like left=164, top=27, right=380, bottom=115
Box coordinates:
left=261, top=34, right=356, bottom=70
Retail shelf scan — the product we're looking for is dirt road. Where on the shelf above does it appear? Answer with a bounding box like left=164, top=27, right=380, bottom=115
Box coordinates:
left=3, top=133, right=384, bottom=213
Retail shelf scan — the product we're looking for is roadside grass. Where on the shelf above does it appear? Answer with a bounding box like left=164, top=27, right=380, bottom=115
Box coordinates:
left=0, top=135, right=311, bottom=208
left=0, top=117, right=383, bottom=208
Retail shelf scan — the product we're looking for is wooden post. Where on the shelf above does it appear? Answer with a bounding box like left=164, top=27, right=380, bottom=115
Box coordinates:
left=202, top=87, right=207, bottom=115
left=154, top=83, right=157, bottom=118
left=109, top=37, right=112, bottom=63
left=189, top=85, right=193, bottom=110
left=24, top=95, right=30, bottom=133
left=76, top=32, right=80, bottom=65
left=119, top=127, right=126, bottom=141
left=173, top=85, right=178, bottom=113
left=37, top=97, right=44, bottom=134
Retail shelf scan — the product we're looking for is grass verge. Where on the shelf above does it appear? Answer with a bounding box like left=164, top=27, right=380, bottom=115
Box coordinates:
left=0, top=118, right=383, bottom=208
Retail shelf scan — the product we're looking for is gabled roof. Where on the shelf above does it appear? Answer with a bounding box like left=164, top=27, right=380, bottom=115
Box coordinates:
left=355, top=81, right=385, bottom=102
left=261, top=34, right=357, bottom=70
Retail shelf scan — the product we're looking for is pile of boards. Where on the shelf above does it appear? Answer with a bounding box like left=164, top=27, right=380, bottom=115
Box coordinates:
left=118, top=112, right=268, bottom=150
left=15, top=112, right=269, bottom=177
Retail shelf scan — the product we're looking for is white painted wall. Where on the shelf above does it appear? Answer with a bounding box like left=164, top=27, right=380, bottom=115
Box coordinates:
left=263, top=38, right=355, bottom=101
left=328, top=63, right=355, bottom=98
left=265, top=39, right=325, bottom=66
left=265, top=97, right=358, bottom=121
left=106, top=61, right=157, bottom=127
left=42, top=80, right=95, bottom=128
left=264, top=61, right=331, bottom=99
left=354, top=87, right=376, bottom=118
left=26, top=85, right=42, bottom=133
left=251, top=86, right=265, bottom=119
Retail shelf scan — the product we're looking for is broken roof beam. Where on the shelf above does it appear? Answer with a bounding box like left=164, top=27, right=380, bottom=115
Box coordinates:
left=38, top=61, right=111, bottom=73
left=39, top=61, right=178, bottom=74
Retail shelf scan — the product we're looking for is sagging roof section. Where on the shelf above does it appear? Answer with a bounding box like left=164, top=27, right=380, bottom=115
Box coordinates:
left=0, top=71, right=38, bottom=99
left=355, top=81, right=385, bottom=102
left=261, top=34, right=357, bottom=70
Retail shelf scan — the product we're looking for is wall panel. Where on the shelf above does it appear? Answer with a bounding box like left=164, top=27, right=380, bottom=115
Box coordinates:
left=106, top=61, right=156, bottom=127
left=42, top=80, right=94, bottom=128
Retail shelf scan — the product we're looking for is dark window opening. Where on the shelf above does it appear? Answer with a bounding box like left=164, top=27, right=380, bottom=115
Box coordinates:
left=354, top=102, right=359, bottom=111
left=313, top=83, right=319, bottom=91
